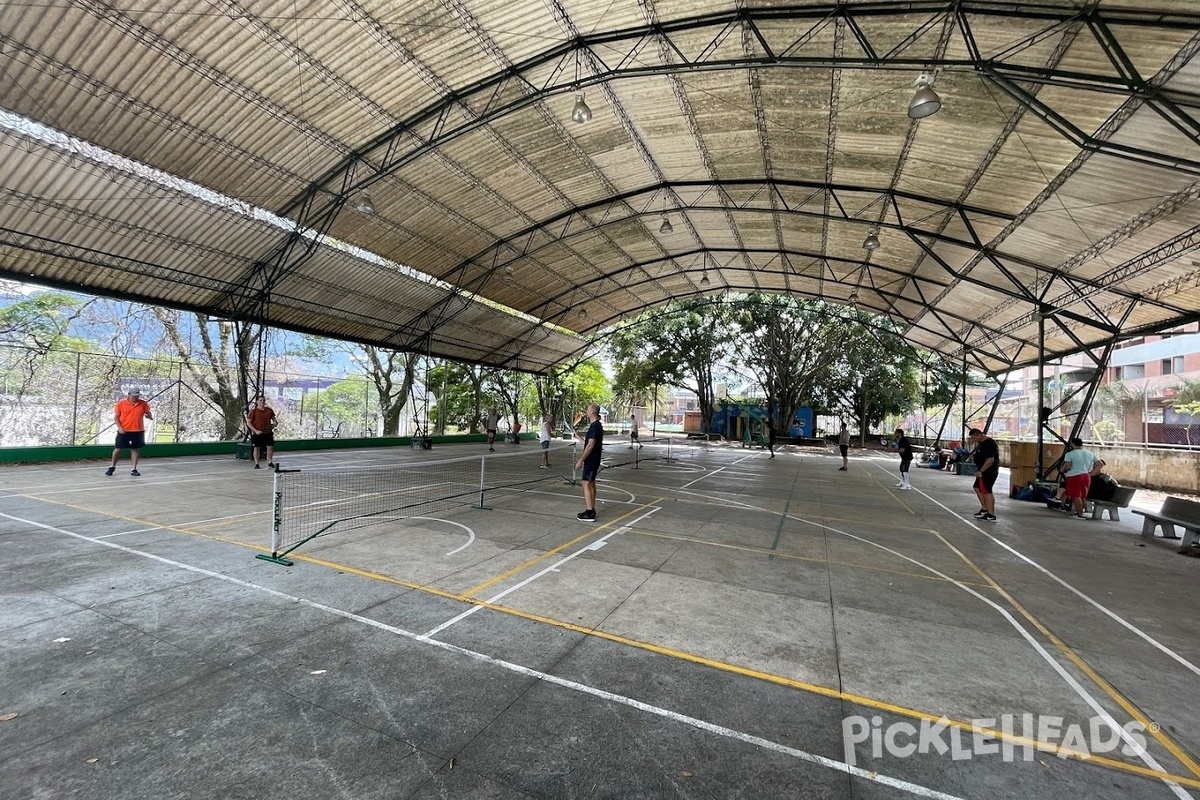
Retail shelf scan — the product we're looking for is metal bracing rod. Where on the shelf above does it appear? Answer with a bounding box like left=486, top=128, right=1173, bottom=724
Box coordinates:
left=573, top=275, right=1014, bottom=365
left=226, top=4, right=1200, bottom=317
left=1082, top=17, right=1200, bottom=150
left=510, top=244, right=991, bottom=338
left=444, top=178, right=1014, bottom=278
left=983, top=71, right=1200, bottom=175
left=959, top=226, right=1200, bottom=357
left=982, top=373, right=1009, bottom=438
left=273, top=5, right=1200, bottom=227
left=1065, top=338, right=1119, bottom=446
left=437, top=181, right=1179, bottom=316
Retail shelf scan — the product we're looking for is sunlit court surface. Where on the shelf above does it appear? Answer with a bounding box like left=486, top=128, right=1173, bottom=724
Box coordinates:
left=2, top=437, right=1198, bottom=800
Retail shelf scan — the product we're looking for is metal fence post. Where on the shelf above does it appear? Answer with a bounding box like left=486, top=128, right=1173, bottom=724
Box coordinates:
left=175, top=361, right=183, bottom=442
left=70, top=351, right=81, bottom=446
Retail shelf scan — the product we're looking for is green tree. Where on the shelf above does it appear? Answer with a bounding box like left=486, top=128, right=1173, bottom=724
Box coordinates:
left=288, top=336, right=419, bottom=436
left=152, top=308, right=260, bottom=439
left=1168, top=378, right=1200, bottom=446
left=529, top=358, right=611, bottom=431
left=483, top=367, right=532, bottom=431
left=361, top=347, right=419, bottom=436
left=299, top=378, right=375, bottom=437
left=812, top=310, right=922, bottom=443
left=429, top=361, right=486, bottom=432
left=607, top=298, right=733, bottom=434
left=731, top=294, right=852, bottom=430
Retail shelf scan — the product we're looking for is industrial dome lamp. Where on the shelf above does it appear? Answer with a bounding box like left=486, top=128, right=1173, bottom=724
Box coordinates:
left=908, top=73, right=942, bottom=119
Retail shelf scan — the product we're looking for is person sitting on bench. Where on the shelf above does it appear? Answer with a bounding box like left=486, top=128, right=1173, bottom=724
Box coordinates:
left=1086, top=460, right=1119, bottom=503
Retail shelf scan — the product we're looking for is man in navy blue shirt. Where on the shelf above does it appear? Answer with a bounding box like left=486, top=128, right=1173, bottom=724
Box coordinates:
left=575, top=403, right=603, bottom=521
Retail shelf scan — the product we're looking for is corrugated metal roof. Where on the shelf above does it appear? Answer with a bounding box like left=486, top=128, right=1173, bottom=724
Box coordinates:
left=2, top=0, right=1200, bottom=374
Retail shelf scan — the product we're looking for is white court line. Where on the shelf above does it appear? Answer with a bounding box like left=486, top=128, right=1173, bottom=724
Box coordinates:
left=420, top=507, right=662, bottom=639
left=842, top=465, right=1196, bottom=798
left=596, top=477, right=1194, bottom=798
left=677, top=453, right=760, bottom=489
left=95, top=508, right=274, bottom=538
left=0, top=473, right=255, bottom=499
left=679, top=466, right=724, bottom=489
left=0, top=509, right=964, bottom=800
left=904, top=480, right=1200, bottom=680
left=406, top=516, right=476, bottom=556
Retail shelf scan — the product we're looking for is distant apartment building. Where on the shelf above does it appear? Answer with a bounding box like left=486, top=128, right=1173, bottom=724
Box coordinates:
left=991, top=323, right=1200, bottom=444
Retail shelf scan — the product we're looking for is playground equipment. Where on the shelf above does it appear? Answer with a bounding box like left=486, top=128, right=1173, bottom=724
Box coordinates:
left=708, top=400, right=814, bottom=445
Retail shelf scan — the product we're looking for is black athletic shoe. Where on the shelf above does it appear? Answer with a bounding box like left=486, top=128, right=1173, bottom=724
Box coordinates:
left=104, top=467, right=115, bottom=476
left=254, top=463, right=261, bottom=469
left=577, top=509, right=596, bottom=521
left=267, top=462, right=275, bottom=468
left=983, top=513, right=997, bottom=522
left=838, top=466, right=847, bottom=471
left=130, top=469, right=141, bottom=477
left=973, top=509, right=987, bottom=518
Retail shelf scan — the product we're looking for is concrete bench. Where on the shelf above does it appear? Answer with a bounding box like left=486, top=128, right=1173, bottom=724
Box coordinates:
left=1132, top=496, right=1200, bottom=554
left=1083, top=486, right=1137, bottom=521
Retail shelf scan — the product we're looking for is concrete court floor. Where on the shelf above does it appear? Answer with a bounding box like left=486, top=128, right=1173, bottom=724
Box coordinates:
left=1, top=438, right=1198, bottom=800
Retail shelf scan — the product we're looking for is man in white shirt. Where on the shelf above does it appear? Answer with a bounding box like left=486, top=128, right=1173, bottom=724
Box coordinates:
left=1061, top=437, right=1097, bottom=519
left=539, top=415, right=552, bottom=468
left=485, top=407, right=500, bottom=452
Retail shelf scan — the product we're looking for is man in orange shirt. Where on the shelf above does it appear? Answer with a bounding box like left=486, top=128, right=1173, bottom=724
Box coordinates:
left=244, top=395, right=278, bottom=469
left=105, top=388, right=153, bottom=477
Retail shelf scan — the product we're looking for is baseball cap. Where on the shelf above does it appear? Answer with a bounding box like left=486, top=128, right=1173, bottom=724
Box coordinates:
left=127, top=388, right=141, bottom=397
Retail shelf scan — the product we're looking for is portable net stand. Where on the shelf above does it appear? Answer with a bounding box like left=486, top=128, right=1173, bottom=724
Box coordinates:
left=256, top=442, right=575, bottom=565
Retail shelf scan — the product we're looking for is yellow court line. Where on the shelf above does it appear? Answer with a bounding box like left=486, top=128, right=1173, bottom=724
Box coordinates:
left=19, top=495, right=274, bottom=553
left=809, top=516, right=941, bottom=533
left=460, top=502, right=659, bottom=598
left=930, top=529, right=1200, bottom=780
left=628, top=528, right=995, bottom=589
left=21, top=494, right=1200, bottom=789
left=872, top=476, right=916, bottom=515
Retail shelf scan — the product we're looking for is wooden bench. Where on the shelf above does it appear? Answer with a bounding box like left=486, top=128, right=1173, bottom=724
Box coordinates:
left=1083, top=485, right=1137, bottom=521
left=1132, top=496, right=1200, bottom=554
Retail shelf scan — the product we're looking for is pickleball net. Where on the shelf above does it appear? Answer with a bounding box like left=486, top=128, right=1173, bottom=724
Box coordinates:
left=256, top=442, right=576, bottom=565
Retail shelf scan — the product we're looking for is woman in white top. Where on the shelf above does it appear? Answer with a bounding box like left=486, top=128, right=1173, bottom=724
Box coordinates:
left=539, top=415, right=552, bottom=468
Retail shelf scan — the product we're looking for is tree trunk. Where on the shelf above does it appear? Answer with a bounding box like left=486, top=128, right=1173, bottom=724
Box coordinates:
left=364, top=348, right=418, bottom=437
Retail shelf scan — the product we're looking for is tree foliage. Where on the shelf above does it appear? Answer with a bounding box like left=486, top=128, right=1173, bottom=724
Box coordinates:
left=730, top=294, right=852, bottom=429
left=429, top=360, right=486, bottom=432
left=151, top=309, right=259, bottom=439
left=607, top=298, right=733, bottom=432
left=0, top=289, right=89, bottom=352
left=810, top=311, right=922, bottom=441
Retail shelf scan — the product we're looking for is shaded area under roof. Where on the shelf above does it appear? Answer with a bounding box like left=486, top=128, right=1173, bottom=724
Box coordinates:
left=2, top=1, right=1200, bottom=374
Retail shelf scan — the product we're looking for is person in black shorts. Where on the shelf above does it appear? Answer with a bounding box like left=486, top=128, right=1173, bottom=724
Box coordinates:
left=244, top=395, right=278, bottom=469
left=485, top=407, right=500, bottom=452
left=894, top=428, right=913, bottom=490
left=765, top=418, right=776, bottom=458
left=969, top=428, right=1000, bottom=522
left=838, top=421, right=850, bottom=470
left=574, top=403, right=603, bottom=521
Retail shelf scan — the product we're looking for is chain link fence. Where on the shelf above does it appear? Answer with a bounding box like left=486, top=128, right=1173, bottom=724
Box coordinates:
left=896, top=392, right=1200, bottom=449
left=0, top=345, right=421, bottom=447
